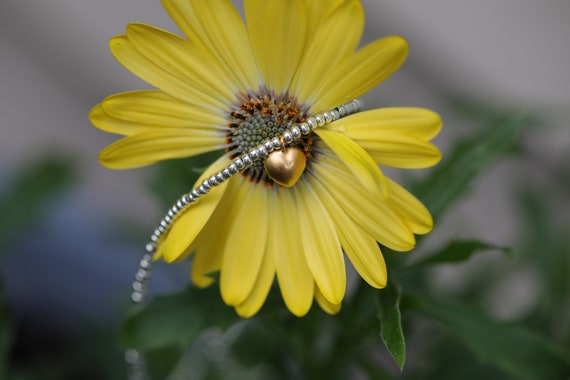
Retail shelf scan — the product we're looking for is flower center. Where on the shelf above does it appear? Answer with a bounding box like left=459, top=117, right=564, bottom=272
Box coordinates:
left=226, top=92, right=312, bottom=185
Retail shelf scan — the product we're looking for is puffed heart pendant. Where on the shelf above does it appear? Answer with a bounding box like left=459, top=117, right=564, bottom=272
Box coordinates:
left=264, top=147, right=307, bottom=187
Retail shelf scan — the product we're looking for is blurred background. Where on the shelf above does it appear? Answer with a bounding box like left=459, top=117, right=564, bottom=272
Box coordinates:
left=1, top=0, right=569, bottom=379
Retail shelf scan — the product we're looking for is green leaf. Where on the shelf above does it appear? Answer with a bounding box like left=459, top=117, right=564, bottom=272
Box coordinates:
left=118, top=284, right=238, bottom=350
left=409, top=239, right=515, bottom=268
left=412, top=296, right=570, bottom=380
left=518, top=189, right=570, bottom=320
left=378, top=282, right=406, bottom=370
left=412, top=114, right=528, bottom=221
left=0, top=156, right=75, bottom=253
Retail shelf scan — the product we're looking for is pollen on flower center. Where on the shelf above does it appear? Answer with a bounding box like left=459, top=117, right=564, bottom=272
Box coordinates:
left=226, top=91, right=313, bottom=184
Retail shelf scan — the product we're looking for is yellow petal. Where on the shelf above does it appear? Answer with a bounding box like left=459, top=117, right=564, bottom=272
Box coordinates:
left=273, top=187, right=314, bottom=317
left=189, top=239, right=223, bottom=287
left=157, top=155, right=231, bottom=262
left=235, top=229, right=276, bottom=318
left=125, top=23, right=235, bottom=108
left=315, top=128, right=388, bottom=198
left=291, top=0, right=364, bottom=105
left=244, top=0, right=306, bottom=94
left=311, top=36, right=408, bottom=111
left=294, top=180, right=345, bottom=305
left=161, top=0, right=259, bottom=92
left=386, top=177, right=433, bottom=235
left=304, top=0, right=345, bottom=41
left=308, top=173, right=387, bottom=288
left=98, top=129, right=225, bottom=169
left=313, top=154, right=416, bottom=251
left=329, top=107, right=442, bottom=141
left=220, top=179, right=268, bottom=306
left=90, top=104, right=147, bottom=136
left=100, top=90, right=226, bottom=131
left=110, top=35, right=225, bottom=109
left=315, top=284, right=341, bottom=315
left=189, top=176, right=246, bottom=286
left=354, top=133, right=441, bottom=169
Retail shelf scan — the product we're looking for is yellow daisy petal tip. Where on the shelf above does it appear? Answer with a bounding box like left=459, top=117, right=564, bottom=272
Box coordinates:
left=88, top=104, right=102, bottom=123
left=315, top=287, right=342, bottom=315
left=151, top=250, right=162, bottom=261
left=161, top=249, right=181, bottom=263
left=380, top=35, right=409, bottom=64
left=285, top=298, right=313, bottom=318
left=97, top=148, right=119, bottom=170
left=369, top=275, right=388, bottom=289
left=234, top=309, right=251, bottom=319
left=289, top=308, right=310, bottom=318
left=109, top=34, right=128, bottom=50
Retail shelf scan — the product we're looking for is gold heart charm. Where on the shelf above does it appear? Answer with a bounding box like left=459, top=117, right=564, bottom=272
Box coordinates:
left=264, top=147, right=307, bottom=187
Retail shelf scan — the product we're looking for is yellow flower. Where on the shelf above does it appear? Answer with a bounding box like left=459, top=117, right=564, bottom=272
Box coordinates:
left=90, top=0, right=442, bottom=317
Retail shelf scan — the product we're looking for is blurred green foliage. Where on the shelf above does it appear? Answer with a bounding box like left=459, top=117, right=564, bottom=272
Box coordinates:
left=0, top=279, right=12, bottom=380
left=3, top=105, right=570, bottom=379
left=0, top=156, right=77, bottom=379
left=0, top=157, right=75, bottom=253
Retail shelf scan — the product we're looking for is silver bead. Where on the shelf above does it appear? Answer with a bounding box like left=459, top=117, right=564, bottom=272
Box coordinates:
left=132, top=281, right=144, bottom=292
left=249, top=149, right=259, bottom=160
left=322, top=111, right=333, bottom=124
left=315, top=115, right=325, bottom=127
left=282, top=131, right=293, bottom=144
left=305, top=118, right=316, bottom=130
left=125, top=349, right=141, bottom=364
left=331, top=109, right=340, bottom=121
left=164, top=215, right=172, bottom=223
left=299, top=122, right=310, bottom=135
left=216, top=172, right=225, bottom=183
left=135, top=268, right=148, bottom=282
left=191, top=189, right=201, bottom=199
left=352, top=99, right=363, bottom=112
left=228, top=163, right=239, bottom=174
left=145, top=243, right=156, bottom=253
left=291, top=126, right=301, bottom=138
left=208, top=176, right=218, bottom=187
left=202, top=179, right=212, bottom=190
left=242, top=154, right=252, bottom=166
left=271, top=137, right=281, bottom=149
left=221, top=168, right=231, bottom=179
left=131, top=292, right=143, bottom=303
left=234, top=158, right=245, bottom=169
left=140, top=259, right=151, bottom=270
left=257, top=146, right=268, bottom=158
left=264, top=141, right=274, bottom=152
